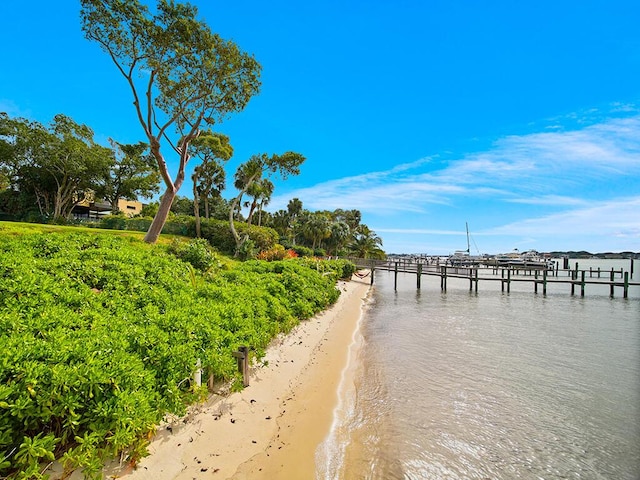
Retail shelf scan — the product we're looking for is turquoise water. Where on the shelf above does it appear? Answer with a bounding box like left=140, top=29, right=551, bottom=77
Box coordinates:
left=322, top=260, right=640, bottom=479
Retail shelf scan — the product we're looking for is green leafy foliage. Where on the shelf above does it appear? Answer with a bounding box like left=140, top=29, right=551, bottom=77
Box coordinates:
left=167, top=238, right=223, bottom=272
left=94, top=216, right=279, bottom=256
left=0, top=228, right=344, bottom=477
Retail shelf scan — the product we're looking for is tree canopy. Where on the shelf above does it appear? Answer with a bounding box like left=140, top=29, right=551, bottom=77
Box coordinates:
left=0, top=113, right=111, bottom=220
left=229, top=152, right=305, bottom=256
left=80, top=0, right=261, bottom=243
left=95, top=141, right=160, bottom=214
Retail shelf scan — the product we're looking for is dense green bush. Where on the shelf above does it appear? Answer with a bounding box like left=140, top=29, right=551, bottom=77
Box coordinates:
left=0, top=230, right=342, bottom=478
left=167, top=238, right=223, bottom=272
left=290, top=245, right=314, bottom=257
left=95, top=215, right=279, bottom=257
left=295, top=257, right=357, bottom=280
left=98, top=214, right=127, bottom=230
left=198, top=218, right=278, bottom=254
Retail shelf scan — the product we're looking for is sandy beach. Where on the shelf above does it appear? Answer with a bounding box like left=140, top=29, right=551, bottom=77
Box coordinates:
left=73, top=275, right=370, bottom=480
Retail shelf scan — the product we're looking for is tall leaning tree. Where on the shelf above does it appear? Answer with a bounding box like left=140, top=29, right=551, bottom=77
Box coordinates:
left=80, top=0, right=261, bottom=243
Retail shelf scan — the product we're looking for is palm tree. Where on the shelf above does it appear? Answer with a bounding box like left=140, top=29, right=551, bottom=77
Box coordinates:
left=301, top=212, right=331, bottom=251
left=270, top=209, right=290, bottom=238
left=190, top=132, right=233, bottom=237
left=349, top=225, right=385, bottom=259
left=326, top=221, right=350, bottom=256
left=246, top=178, right=274, bottom=226
left=287, top=198, right=303, bottom=245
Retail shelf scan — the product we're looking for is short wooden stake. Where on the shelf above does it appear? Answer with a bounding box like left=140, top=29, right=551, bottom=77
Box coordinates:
left=233, top=346, right=250, bottom=387
left=417, top=263, right=422, bottom=289
left=580, top=270, right=586, bottom=297
left=193, top=358, right=202, bottom=387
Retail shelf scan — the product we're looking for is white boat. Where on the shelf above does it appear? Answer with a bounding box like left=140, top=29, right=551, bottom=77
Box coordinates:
left=494, top=249, right=553, bottom=269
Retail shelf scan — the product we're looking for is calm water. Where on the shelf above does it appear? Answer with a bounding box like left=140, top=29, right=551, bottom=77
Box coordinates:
left=318, top=260, right=640, bottom=479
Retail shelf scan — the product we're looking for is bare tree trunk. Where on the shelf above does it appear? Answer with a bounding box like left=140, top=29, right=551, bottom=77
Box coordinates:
left=229, top=194, right=242, bottom=256
left=144, top=188, right=176, bottom=243
left=193, top=181, right=201, bottom=238
left=247, top=199, right=258, bottom=226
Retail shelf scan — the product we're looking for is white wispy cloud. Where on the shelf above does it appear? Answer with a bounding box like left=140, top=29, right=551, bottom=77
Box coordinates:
left=272, top=113, right=640, bottom=216
left=485, top=196, right=640, bottom=238
left=508, top=195, right=590, bottom=206
left=270, top=109, right=640, bottom=252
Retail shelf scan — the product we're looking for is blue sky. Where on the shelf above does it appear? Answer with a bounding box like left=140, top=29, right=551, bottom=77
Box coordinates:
left=1, top=1, right=639, bottom=254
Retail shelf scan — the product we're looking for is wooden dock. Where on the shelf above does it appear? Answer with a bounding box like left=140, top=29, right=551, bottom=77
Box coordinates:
left=346, top=258, right=639, bottom=299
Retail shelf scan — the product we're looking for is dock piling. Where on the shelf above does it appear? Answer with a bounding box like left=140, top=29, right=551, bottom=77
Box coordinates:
left=624, top=272, right=629, bottom=298
left=394, top=262, right=398, bottom=290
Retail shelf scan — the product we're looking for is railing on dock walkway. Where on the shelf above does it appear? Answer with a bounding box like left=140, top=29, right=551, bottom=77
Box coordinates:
left=341, top=257, right=638, bottom=299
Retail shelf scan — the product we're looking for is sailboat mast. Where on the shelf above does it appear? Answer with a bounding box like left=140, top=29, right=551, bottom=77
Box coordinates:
left=464, top=222, right=471, bottom=254
left=466, top=222, right=470, bottom=254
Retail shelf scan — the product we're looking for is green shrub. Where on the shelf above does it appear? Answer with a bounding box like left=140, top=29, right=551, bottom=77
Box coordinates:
left=167, top=238, right=220, bottom=271
left=291, top=245, right=314, bottom=257
left=99, top=214, right=127, bottom=230
left=0, top=228, right=342, bottom=478
left=237, top=238, right=256, bottom=260
left=199, top=219, right=278, bottom=255
left=295, top=258, right=356, bottom=280
left=124, top=217, right=153, bottom=232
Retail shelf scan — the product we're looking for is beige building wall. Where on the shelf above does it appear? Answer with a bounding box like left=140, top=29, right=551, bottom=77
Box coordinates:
left=117, top=199, right=143, bottom=217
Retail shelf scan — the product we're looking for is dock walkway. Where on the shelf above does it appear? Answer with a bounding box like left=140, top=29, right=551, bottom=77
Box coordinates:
left=343, top=258, right=639, bottom=298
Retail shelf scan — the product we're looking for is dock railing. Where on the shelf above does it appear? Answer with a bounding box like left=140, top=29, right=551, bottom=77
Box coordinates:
left=339, top=257, right=638, bottom=298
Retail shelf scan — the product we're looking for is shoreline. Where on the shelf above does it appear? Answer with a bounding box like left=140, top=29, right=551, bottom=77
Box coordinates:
left=62, top=274, right=370, bottom=480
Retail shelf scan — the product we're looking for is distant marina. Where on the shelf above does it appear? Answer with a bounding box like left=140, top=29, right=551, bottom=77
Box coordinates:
left=347, top=255, right=639, bottom=298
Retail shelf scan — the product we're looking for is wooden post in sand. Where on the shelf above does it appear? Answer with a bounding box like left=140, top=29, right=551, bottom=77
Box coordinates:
left=417, top=263, right=422, bottom=289
left=233, top=346, right=250, bottom=387
left=193, top=358, right=202, bottom=387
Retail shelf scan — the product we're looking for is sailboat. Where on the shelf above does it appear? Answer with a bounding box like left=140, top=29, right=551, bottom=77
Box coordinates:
left=448, top=223, right=483, bottom=266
